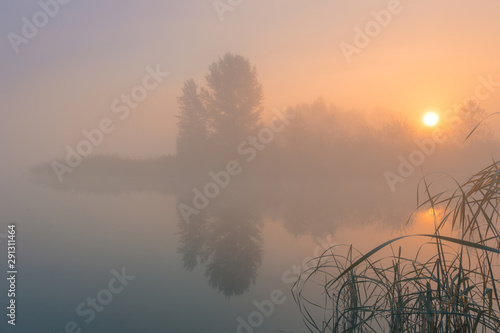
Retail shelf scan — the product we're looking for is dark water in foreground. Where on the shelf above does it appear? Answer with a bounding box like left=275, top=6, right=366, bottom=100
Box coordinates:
left=1, top=174, right=343, bottom=333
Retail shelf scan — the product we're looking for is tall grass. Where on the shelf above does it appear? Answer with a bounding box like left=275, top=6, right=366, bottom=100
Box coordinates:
left=293, top=160, right=500, bottom=332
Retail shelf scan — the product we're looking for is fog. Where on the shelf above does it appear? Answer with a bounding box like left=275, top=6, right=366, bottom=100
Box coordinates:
left=2, top=1, right=500, bottom=332
left=28, top=53, right=500, bottom=297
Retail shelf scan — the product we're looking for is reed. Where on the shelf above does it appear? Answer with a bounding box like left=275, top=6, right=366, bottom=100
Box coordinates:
left=293, top=160, right=500, bottom=332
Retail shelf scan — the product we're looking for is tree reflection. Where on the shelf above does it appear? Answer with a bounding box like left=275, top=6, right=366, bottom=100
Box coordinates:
left=177, top=204, right=262, bottom=297
left=29, top=53, right=500, bottom=297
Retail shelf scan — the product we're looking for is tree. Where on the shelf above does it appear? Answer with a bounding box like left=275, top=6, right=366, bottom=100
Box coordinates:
left=455, top=98, right=494, bottom=143
left=176, top=79, right=209, bottom=158
left=381, top=114, right=415, bottom=146
left=176, top=53, right=264, bottom=159
left=202, top=53, right=264, bottom=147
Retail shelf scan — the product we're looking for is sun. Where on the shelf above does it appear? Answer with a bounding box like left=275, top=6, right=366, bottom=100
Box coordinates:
left=423, top=111, right=439, bottom=127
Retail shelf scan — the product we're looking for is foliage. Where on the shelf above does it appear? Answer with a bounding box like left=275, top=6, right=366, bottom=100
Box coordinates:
left=176, top=53, right=263, bottom=157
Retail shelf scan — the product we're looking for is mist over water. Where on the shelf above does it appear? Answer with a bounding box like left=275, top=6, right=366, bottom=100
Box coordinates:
left=7, top=52, right=500, bottom=331
left=28, top=54, right=500, bottom=301
left=2, top=1, right=500, bottom=332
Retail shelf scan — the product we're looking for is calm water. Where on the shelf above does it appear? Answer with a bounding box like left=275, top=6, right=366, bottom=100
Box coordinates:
left=1, top=144, right=497, bottom=333
left=0, top=173, right=342, bottom=333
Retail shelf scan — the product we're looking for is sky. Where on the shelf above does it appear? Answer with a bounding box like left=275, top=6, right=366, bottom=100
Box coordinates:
left=2, top=2, right=500, bottom=332
left=2, top=0, right=500, bottom=168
